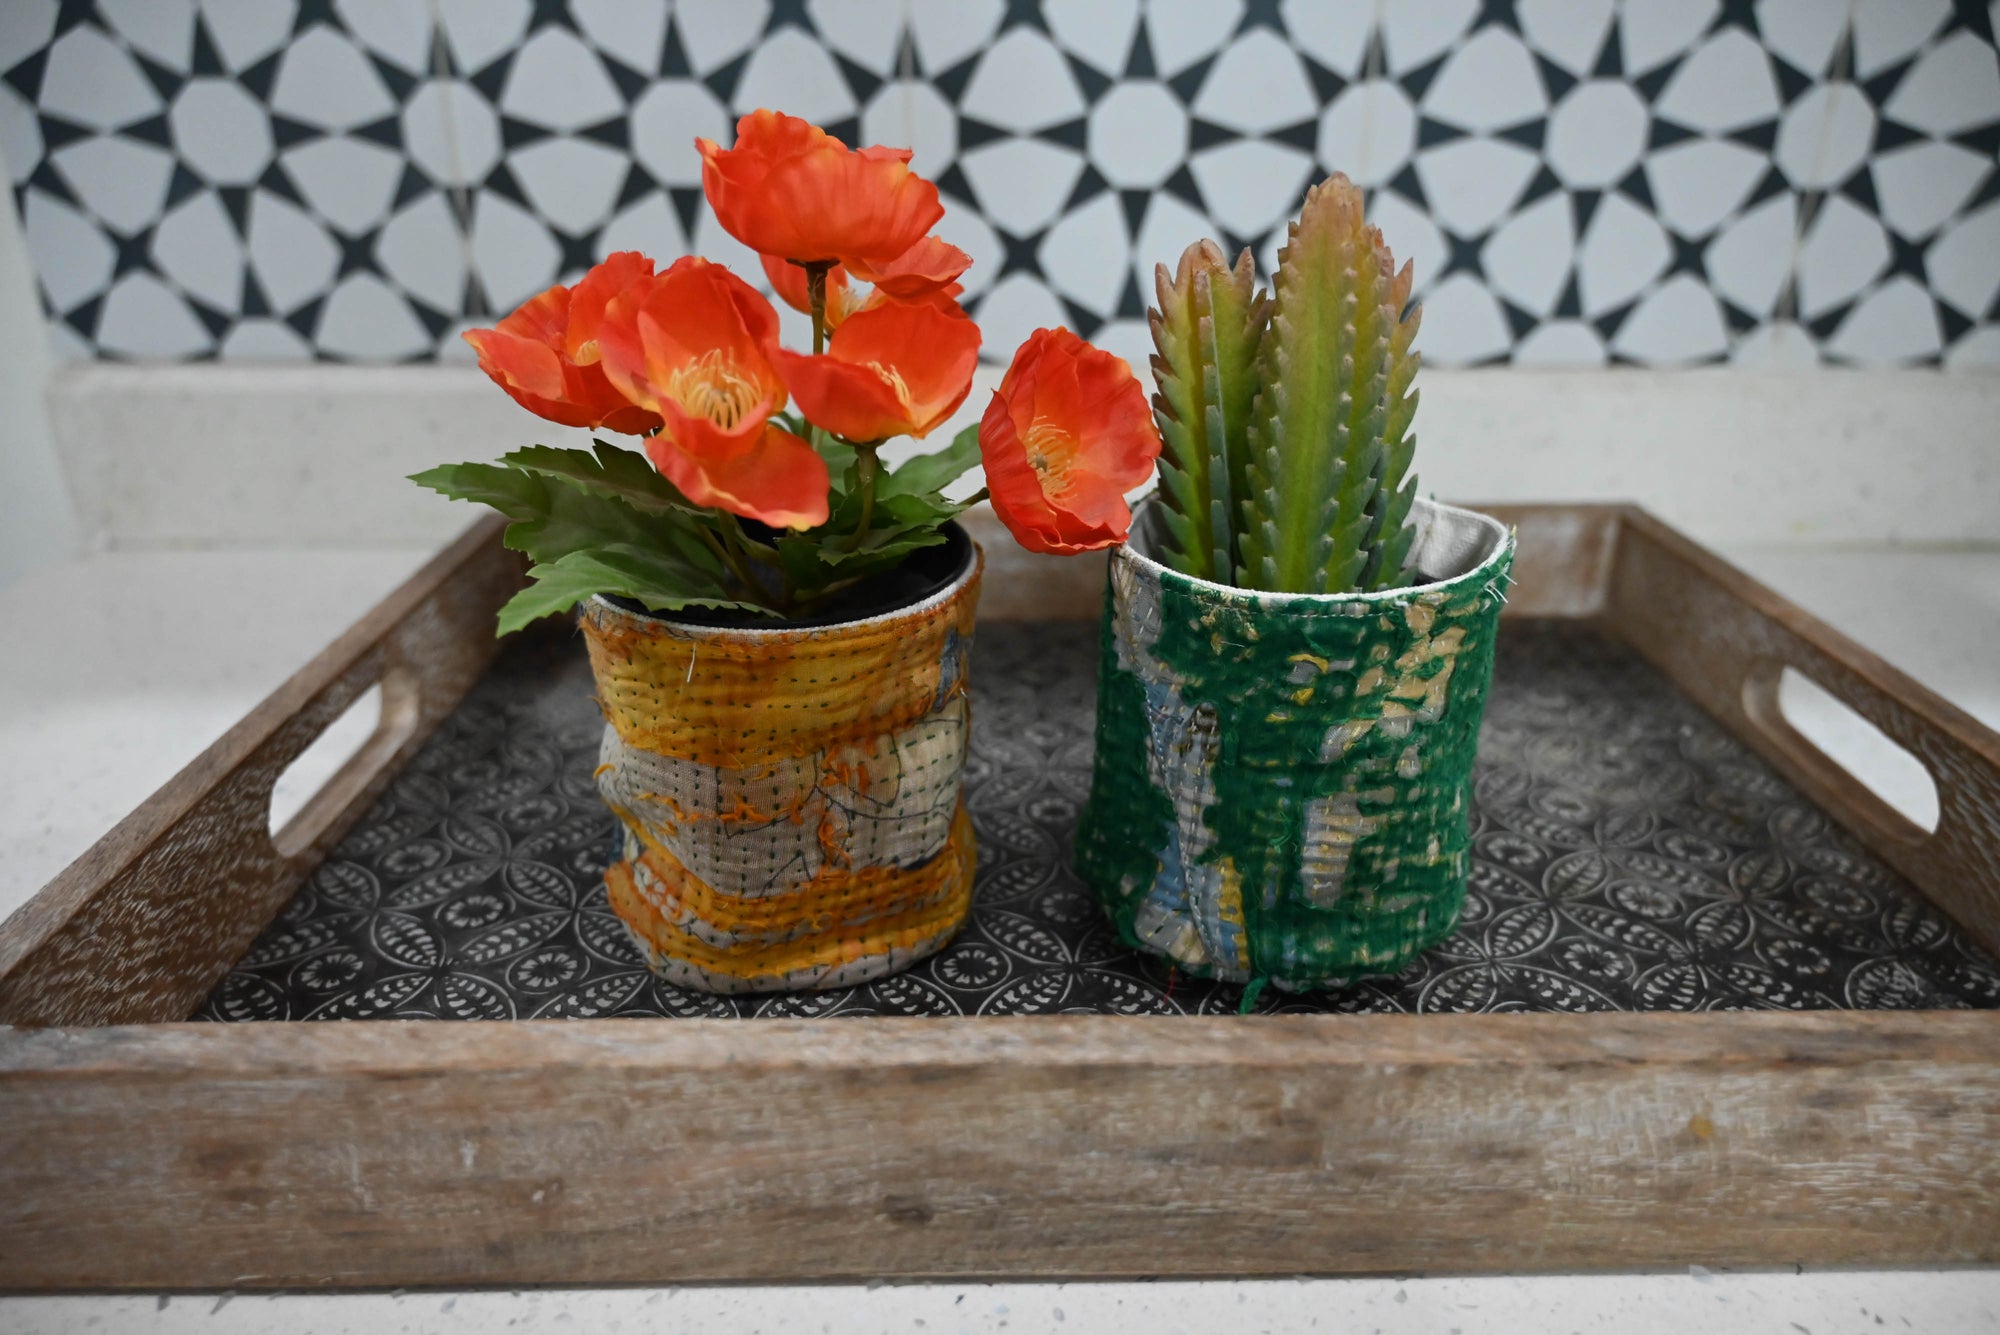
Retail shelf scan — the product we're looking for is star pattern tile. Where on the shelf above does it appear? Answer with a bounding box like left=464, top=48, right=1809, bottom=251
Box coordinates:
left=0, top=0, right=1994, bottom=366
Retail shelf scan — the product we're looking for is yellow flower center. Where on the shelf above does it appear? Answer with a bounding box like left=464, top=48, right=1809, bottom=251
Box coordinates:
left=866, top=360, right=914, bottom=414
left=1023, top=418, right=1079, bottom=501
left=665, top=349, right=764, bottom=428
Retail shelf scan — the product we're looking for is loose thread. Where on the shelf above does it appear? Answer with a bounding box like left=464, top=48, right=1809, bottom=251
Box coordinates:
left=1238, top=975, right=1269, bottom=1015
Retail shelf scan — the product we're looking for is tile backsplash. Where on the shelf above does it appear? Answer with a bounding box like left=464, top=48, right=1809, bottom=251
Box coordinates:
left=2, top=0, right=1996, bottom=369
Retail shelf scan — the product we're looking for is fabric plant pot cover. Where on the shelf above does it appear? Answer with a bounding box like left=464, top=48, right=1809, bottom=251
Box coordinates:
left=579, top=530, right=983, bottom=994
left=1075, top=497, right=1515, bottom=991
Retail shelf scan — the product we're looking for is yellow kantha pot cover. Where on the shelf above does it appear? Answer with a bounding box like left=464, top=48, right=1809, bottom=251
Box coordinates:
left=580, top=538, right=982, bottom=993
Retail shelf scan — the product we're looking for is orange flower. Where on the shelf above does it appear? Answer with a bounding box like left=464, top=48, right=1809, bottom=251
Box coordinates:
left=848, top=234, right=971, bottom=298
left=462, top=252, right=661, bottom=435
left=699, top=110, right=943, bottom=269
left=766, top=298, right=981, bottom=443
left=980, top=328, right=1161, bottom=555
left=761, top=253, right=862, bottom=327
left=595, top=256, right=829, bottom=529
left=761, top=247, right=971, bottom=331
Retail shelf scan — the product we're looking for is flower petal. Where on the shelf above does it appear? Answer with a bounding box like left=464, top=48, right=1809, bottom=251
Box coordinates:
left=597, top=257, right=786, bottom=427
left=846, top=234, right=972, bottom=299
left=461, top=261, right=664, bottom=434
left=766, top=344, right=909, bottom=443
left=700, top=109, right=943, bottom=269
left=647, top=423, right=831, bottom=529
left=768, top=298, right=980, bottom=442
left=979, top=327, right=1161, bottom=554
left=565, top=251, right=654, bottom=365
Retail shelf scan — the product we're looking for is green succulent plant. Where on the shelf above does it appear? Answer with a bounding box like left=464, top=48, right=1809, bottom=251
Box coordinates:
left=1149, top=173, right=1421, bottom=594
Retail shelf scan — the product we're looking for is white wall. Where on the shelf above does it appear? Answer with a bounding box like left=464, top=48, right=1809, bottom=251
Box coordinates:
left=0, top=171, right=76, bottom=587
left=39, top=362, right=2000, bottom=556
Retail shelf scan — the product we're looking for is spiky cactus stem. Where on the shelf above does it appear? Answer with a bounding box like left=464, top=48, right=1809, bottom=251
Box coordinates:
left=1360, top=259, right=1421, bottom=590
left=1237, top=175, right=1421, bottom=595
left=1148, top=241, right=1268, bottom=582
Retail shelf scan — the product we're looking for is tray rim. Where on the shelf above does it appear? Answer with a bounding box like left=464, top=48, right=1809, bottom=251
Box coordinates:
left=2, top=502, right=1997, bottom=1288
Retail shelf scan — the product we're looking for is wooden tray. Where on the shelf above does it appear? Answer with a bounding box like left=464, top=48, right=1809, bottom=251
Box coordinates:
left=2, top=505, right=1996, bottom=1289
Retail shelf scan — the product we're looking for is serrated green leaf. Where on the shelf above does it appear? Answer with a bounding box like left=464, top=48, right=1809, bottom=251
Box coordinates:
left=502, top=441, right=694, bottom=515
left=880, top=422, right=981, bottom=500
left=496, top=543, right=765, bottom=636
left=776, top=487, right=968, bottom=581
left=413, top=454, right=727, bottom=578
left=410, top=461, right=550, bottom=518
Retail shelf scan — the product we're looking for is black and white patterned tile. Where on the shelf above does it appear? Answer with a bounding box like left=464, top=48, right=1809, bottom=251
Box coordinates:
left=2, top=0, right=1996, bottom=367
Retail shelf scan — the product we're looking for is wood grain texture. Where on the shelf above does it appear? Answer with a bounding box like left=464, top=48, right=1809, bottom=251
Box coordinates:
left=965, top=503, right=1625, bottom=622
left=0, top=518, right=523, bottom=1028
left=1604, top=510, right=2000, bottom=960
left=1474, top=502, right=1621, bottom=617
left=1, top=1012, right=1996, bottom=1289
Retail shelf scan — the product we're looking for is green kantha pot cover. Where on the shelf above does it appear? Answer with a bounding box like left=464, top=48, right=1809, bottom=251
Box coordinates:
left=1076, top=497, right=1516, bottom=991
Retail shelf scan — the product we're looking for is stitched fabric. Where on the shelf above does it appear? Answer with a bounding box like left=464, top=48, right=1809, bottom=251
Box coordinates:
left=1076, top=498, right=1516, bottom=989
left=574, top=556, right=982, bottom=994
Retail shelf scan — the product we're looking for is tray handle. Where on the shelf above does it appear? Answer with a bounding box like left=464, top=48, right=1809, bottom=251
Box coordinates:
left=0, top=518, right=522, bottom=1027
left=1738, top=657, right=1938, bottom=848
left=267, top=657, right=424, bottom=865
left=1606, top=511, right=2000, bottom=958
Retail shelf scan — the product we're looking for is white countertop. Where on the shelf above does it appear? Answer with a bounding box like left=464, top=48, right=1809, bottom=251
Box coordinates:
left=3, top=540, right=1998, bottom=1333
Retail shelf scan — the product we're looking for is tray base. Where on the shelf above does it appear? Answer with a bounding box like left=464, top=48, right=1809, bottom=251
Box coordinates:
left=197, top=620, right=2000, bottom=1021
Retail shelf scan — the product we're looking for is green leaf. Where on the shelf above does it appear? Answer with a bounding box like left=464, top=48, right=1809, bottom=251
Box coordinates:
left=502, top=442, right=725, bottom=575
left=772, top=480, right=972, bottom=596
left=502, top=441, right=695, bottom=515
left=813, top=432, right=858, bottom=474
left=410, top=461, right=550, bottom=519
left=413, top=454, right=726, bottom=579
left=496, top=543, right=765, bottom=635
left=879, top=422, right=981, bottom=500
left=777, top=525, right=951, bottom=591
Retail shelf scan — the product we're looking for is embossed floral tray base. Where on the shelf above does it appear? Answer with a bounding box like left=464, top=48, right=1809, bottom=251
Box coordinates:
left=198, top=620, right=2000, bottom=1022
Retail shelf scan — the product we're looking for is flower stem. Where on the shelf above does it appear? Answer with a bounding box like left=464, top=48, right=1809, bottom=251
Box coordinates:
left=722, top=513, right=782, bottom=568
left=722, top=513, right=799, bottom=612
left=848, top=441, right=880, bottom=551
left=702, top=522, right=768, bottom=607
left=803, top=260, right=832, bottom=355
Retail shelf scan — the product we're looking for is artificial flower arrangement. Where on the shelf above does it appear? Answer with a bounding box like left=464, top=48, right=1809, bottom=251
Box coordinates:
left=415, top=110, right=1156, bottom=634
left=415, top=110, right=1159, bottom=994
left=416, top=109, right=1510, bottom=999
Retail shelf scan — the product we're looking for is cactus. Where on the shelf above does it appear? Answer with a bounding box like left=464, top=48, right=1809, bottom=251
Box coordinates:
left=1149, top=174, right=1420, bottom=595
left=1148, top=242, right=1269, bottom=582
left=1359, top=255, right=1421, bottom=591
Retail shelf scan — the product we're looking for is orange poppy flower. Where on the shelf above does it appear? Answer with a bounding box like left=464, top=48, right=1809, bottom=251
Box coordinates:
left=847, top=234, right=971, bottom=298
left=595, top=256, right=829, bottom=529
left=760, top=253, right=862, bottom=327
left=761, top=249, right=971, bottom=332
left=698, top=109, right=943, bottom=269
left=980, top=328, right=1162, bottom=555
left=766, top=298, right=982, bottom=443
left=461, top=252, right=661, bottom=436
